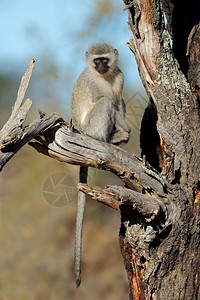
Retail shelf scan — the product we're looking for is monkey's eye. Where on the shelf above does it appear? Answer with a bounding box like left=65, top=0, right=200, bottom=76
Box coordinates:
left=102, top=58, right=109, bottom=63
left=94, top=59, right=100, bottom=64
left=94, top=58, right=109, bottom=64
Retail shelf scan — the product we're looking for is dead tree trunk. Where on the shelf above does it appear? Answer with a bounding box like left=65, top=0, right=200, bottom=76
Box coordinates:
left=0, top=1, right=200, bottom=299
left=120, top=0, right=200, bottom=299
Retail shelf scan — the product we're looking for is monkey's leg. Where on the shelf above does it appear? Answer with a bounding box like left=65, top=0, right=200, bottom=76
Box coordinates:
left=74, top=166, right=88, bottom=287
left=110, top=110, right=131, bottom=144
left=84, top=97, right=114, bottom=142
left=115, top=109, right=131, bottom=132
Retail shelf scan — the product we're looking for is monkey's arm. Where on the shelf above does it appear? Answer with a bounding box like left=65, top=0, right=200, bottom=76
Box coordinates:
left=74, top=166, right=88, bottom=287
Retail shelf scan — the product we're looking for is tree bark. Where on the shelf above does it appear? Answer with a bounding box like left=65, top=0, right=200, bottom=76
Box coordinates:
left=121, top=0, right=200, bottom=299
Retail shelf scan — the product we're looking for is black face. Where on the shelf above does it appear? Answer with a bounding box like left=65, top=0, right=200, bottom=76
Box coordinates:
left=94, top=57, right=109, bottom=74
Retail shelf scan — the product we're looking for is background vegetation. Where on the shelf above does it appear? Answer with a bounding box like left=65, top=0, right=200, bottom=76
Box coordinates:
left=0, top=0, right=148, bottom=299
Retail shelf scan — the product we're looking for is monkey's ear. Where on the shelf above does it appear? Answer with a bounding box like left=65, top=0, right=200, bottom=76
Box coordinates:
left=114, top=49, right=119, bottom=56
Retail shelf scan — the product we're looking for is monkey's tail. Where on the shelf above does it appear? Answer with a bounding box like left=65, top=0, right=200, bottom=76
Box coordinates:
left=74, top=166, right=88, bottom=288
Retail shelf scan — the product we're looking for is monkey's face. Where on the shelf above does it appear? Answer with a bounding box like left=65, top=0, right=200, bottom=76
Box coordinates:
left=86, top=43, right=119, bottom=74
left=94, top=57, right=109, bottom=74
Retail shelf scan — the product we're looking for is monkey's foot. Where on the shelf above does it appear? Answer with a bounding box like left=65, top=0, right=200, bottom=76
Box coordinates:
left=110, top=131, right=130, bottom=145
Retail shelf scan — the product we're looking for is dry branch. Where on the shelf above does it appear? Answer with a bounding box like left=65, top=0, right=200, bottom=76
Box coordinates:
left=78, top=183, right=166, bottom=222
left=30, top=125, right=168, bottom=196
left=29, top=124, right=176, bottom=226
left=0, top=58, right=34, bottom=143
left=0, top=58, right=64, bottom=171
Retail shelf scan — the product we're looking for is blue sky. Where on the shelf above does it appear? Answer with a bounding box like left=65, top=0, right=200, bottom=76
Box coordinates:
left=0, top=0, right=68, bottom=59
left=0, top=0, right=145, bottom=116
left=0, top=0, right=77, bottom=68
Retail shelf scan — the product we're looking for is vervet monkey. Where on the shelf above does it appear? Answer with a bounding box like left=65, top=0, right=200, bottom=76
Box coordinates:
left=71, top=42, right=130, bottom=287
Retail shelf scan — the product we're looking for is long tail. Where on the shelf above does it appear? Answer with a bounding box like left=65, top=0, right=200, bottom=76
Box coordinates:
left=74, top=166, right=88, bottom=287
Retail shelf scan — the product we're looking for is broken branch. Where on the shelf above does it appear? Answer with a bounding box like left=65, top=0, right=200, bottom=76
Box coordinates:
left=78, top=184, right=167, bottom=222
left=30, top=124, right=168, bottom=197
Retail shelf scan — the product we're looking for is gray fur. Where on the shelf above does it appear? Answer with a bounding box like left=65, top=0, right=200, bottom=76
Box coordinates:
left=71, top=43, right=130, bottom=287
